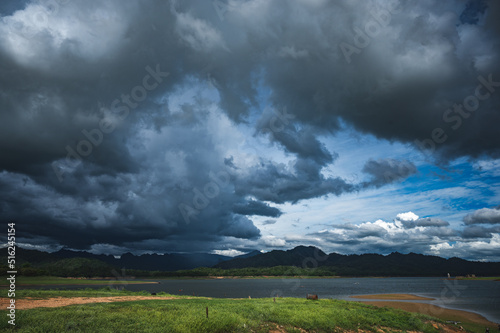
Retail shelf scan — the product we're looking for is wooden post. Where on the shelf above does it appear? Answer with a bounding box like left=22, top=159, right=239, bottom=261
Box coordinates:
left=206, top=306, right=208, bottom=319
left=273, top=297, right=275, bottom=303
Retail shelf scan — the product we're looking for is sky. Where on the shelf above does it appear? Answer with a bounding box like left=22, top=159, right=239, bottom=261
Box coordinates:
left=0, top=0, right=499, bottom=261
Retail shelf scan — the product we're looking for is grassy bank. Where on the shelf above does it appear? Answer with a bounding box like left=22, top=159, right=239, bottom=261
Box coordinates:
left=4, top=287, right=165, bottom=298
left=0, top=276, right=157, bottom=286
left=358, top=300, right=498, bottom=333
left=0, top=288, right=452, bottom=333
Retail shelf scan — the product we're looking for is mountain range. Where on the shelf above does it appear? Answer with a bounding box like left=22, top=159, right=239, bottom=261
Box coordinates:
left=216, top=246, right=500, bottom=276
left=4, top=247, right=261, bottom=272
left=3, top=246, right=500, bottom=276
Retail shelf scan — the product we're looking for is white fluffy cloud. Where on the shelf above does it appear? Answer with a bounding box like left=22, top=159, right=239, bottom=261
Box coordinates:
left=212, top=249, right=246, bottom=257
left=284, top=211, right=499, bottom=261
left=262, top=235, right=286, bottom=247
left=429, top=234, right=500, bottom=261
left=396, top=211, right=419, bottom=222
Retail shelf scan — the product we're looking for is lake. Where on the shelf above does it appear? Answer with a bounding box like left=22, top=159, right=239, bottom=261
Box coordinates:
left=24, top=277, right=500, bottom=324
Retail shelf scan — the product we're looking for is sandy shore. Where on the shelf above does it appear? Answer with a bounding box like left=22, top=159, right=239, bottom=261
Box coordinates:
left=350, top=293, right=434, bottom=300
left=350, top=293, right=498, bottom=327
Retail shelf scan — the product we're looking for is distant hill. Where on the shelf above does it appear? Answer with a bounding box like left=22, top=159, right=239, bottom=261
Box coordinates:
left=45, top=258, right=116, bottom=277
left=235, top=250, right=262, bottom=259
left=215, top=246, right=500, bottom=277
left=0, top=247, right=261, bottom=272
left=215, top=246, right=327, bottom=269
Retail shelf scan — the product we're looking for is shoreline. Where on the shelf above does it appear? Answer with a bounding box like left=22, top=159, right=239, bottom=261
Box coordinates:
left=349, top=293, right=499, bottom=327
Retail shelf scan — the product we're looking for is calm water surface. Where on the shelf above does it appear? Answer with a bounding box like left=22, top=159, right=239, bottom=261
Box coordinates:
left=25, top=277, right=500, bottom=323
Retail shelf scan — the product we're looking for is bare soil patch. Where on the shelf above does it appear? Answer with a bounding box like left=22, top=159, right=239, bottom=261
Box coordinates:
left=0, top=296, right=185, bottom=310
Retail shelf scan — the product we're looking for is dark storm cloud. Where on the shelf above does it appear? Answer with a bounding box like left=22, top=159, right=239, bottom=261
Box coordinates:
left=234, top=158, right=355, bottom=204
left=362, top=158, right=417, bottom=188
left=461, top=225, right=500, bottom=238
left=400, top=217, right=450, bottom=229
left=460, top=0, right=487, bottom=25
left=177, top=0, right=500, bottom=163
left=422, top=226, right=459, bottom=238
left=0, top=0, right=499, bottom=254
left=463, top=207, right=500, bottom=225
left=233, top=201, right=282, bottom=218
left=0, top=0, right=29, bottom=16
left=415, top=218, right=450, bottom=227
left=255, top=107, right=335, bottom=166
left=262, top=0, right=500, bottom=162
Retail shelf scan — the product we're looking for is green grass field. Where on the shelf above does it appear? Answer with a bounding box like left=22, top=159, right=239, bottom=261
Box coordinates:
left=1, top=283, right=498, bottom=332
left=5, top=288, right=490, bottom=333
left=0, top=290, right=444, bottom=333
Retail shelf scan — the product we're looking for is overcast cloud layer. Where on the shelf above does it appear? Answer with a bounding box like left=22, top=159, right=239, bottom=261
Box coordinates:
left=0, top=0, right=499, bottom=260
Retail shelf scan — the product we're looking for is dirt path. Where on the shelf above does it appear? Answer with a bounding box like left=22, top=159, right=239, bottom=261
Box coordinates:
left=0, top=296, right=184, bottom=310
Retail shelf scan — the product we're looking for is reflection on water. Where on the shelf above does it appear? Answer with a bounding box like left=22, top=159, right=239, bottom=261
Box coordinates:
left=23, top=277, right=500, bottom=323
